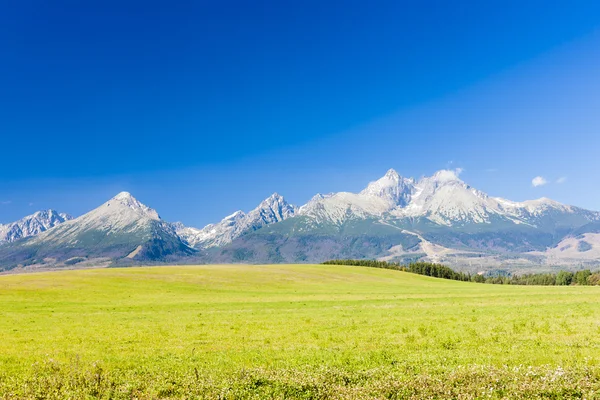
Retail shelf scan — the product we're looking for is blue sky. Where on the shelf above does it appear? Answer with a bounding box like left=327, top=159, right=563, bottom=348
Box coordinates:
left=1, top=1, right=600, bottom=226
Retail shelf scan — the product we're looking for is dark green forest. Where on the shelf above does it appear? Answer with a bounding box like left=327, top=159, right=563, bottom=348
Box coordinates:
left=322, top=259, right=600, bottom=286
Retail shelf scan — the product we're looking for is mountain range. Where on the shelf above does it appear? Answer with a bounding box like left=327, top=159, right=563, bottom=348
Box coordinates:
left=1, top=169, right=599, bottom=273
left=0, top=210, right=72, bottom=243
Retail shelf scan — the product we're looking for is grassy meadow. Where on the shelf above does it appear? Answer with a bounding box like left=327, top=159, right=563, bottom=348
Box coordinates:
left=1, top=264, right=599, bottom=399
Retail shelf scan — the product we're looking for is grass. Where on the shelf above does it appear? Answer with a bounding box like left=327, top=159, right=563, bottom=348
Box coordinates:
left=0, top=264, right=599, bottom=398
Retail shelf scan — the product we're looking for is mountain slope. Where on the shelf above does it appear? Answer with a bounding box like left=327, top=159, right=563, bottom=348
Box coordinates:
left=0, top=169, right=598, bottom=272
left=0, top=192, right=193, bottom=271
left=359, top=169, right=416, bottom=207
left=531, top=233, right=600, bottom=264
left=0, top=210, right=72, bottom=243
left=205, top=169, right=600, bottom=269
left=175, top=193, right=297, bottom=248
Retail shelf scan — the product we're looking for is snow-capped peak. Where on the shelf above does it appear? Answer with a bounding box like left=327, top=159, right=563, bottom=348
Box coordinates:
left=24, top=192, right=170, bottom=248
left=174, top=193, right=298, bottom=248
left=0, top=209, right=73, bottom=243
left=266, top=192, right=284, bottom=200
left=384, top=168, right=400, bottom=180
left=360, top=169, right=415, bottom=206
left=526, top=197, right=563, bottom=207
left=501, top=197, right=574, bottom=216
left=259, top=192, right=287, bottom=208
left=113, top=191, right=134, bottom=201
left=253, top=193, right=296, bottom=218
left=299, top=168, right=591, bottom=228
left=107, top=192, right=160, bottom=220
left=223, top=210, right=245, bottom=221
left=249, top=193, right=297, bottom=223
left=166, top=167, right=600, bottom=252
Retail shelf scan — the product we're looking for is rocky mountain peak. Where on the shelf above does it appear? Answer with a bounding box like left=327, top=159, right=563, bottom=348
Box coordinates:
left=259, top=193, right=286, bottom=207
left=113, top=191, right=134, bottom=200
left=222, top=210, right=246, bottom=224
left=384, top=168, right=400, bottom=180
left=0, top=209, right=72, bottom=243
left=360, top=169, right=415, bottom=206
left=106, top=192, right=161, bottom=221
left=250, top=193, right=296, bottom=222
left=175, top=193, right=298, bottom=249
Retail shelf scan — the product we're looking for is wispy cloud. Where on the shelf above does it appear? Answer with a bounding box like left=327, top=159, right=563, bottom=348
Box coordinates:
left=532, top=176, right=547, bottom=187
left=484, top=168, right=499, bottom=173
left=0, top=200, right=11, bottom=205
left=28, top=202, right=34, bottom=206
left=435, top=168, right=464, bottom=182
left=556, top=177, right=567, bottom=184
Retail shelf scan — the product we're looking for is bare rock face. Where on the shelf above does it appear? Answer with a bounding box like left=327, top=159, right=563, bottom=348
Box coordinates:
left=174, top=193, right=297, bottom=248
left=0, top=210, right=72, bottom=243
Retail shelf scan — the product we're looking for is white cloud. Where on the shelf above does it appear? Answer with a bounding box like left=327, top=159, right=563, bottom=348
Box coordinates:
left=0, top=200, right=11, bottom=205
left=484, top=168, right=499, bottom=173
left=532, top=176, right=547, bottom=187
left=434, top=168, right=464, bottom=182
left=556, top=177, right=567, bottom=184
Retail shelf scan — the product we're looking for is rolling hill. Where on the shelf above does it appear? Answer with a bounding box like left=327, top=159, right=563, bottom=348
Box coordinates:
left=0, top=264, right=598, bottom=397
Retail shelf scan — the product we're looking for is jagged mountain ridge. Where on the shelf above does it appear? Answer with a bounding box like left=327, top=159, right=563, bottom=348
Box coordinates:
left=0, top=192, right=193, bottom=270
left=0, top=210, right=72, bottom=243
left=174, top=193, right=297, bottom=248
left=202, top=169, right=600, bottom=268
left=1, top=169, right=599, bottom=272
left=290, top=169, right=597, bottom=229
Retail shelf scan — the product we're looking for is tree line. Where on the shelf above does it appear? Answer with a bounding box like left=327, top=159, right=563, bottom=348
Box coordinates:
left=322, top=259, right=600, bottom=286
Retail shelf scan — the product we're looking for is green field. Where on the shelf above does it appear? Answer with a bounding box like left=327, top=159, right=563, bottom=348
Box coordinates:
left=1, top=264, right=599, bottom=399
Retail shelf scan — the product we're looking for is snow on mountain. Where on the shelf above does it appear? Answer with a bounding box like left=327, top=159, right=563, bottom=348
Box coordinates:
left=495, top=197, right=579, bottom=218
left=201, top=169, right=599, bottom=268
left=0, top=210, right=72, bottom=243
left=298, top=169, right=494, bottom=225
left=295, top=171, right=414, bottom=225
left=170, top=221, right=203, bottom=246
left=0, top=191, right=194, bottom=267
left=175, top=210, right=247, bottom=248
left=29, top=191, right=169, bottom=246
left=249, top=193, right=297, bottom=224
left=111, top=191, right=161, bottom=220
left=297, top=192, right=390, bottom=225
left=297, top=169, right=598, bottom=228
left=175, top=193, right=297, bottom=248
left=391, top=170, right=511, bottom=225
left=359, top=168, right=416, bottom=207
left=1, top=170, right=598, bottom=272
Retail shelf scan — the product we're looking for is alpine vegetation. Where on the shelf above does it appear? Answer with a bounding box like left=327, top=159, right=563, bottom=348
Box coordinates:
left=323, top=259, right=600, bottom=285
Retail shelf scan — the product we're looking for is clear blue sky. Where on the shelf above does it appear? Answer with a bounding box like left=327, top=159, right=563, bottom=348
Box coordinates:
left=1, top=1, right=600, bottom=226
